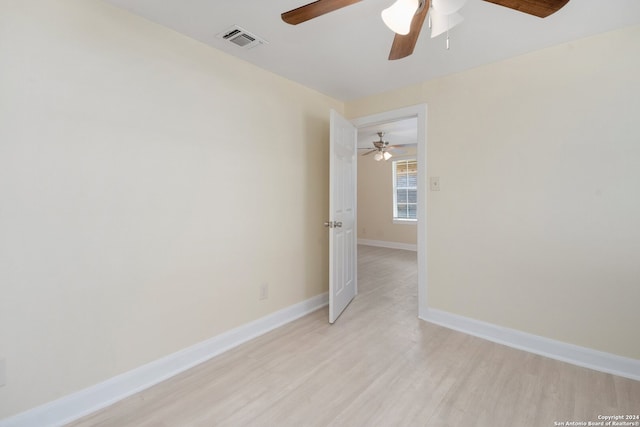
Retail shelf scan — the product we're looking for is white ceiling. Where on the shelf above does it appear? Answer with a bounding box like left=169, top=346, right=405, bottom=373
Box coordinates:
left=102, top=0, right=640, bottom=101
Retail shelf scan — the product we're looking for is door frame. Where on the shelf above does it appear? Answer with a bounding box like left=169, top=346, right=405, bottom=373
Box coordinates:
left=350, top=104, right=428, bottom=318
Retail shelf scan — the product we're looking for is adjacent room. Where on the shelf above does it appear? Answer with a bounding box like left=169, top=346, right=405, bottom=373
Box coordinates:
left=357, top=118, right=419, bottom=252
left=1, top=0, right=639, bottom=426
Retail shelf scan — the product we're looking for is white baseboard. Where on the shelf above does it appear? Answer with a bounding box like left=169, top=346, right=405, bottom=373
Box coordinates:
left=420, top=308, right=640, bottom=381
left=358, top=239, right=417, bottom=252
left=0, top=293, right=329, bottom=427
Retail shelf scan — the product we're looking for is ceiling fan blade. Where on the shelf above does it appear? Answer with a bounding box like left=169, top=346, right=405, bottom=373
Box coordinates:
left=282, top=0, right=362, bottom=25
left=482, top=0, right=569, bottom=18
left=362, top=150, right=377, bottom=156
left=388, top=0, right=430, bottom=60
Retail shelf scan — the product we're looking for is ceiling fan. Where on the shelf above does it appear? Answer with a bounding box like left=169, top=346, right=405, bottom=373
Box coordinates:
left=281, top=0, right=570, bottom=60
left=359, top=132, right=407, bottom=161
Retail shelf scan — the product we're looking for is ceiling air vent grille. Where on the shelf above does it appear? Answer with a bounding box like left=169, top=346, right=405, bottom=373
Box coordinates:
left=217, top=25, right=267, bottom=50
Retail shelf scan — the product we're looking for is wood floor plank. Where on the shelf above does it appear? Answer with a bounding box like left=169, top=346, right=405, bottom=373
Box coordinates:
left=67, top=246, right=640, bottom=426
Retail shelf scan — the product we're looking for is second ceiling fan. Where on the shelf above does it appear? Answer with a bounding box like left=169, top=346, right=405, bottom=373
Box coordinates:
left=359, top=132, right=408, bottom=161
left=281, top=0, right=570, bottom=60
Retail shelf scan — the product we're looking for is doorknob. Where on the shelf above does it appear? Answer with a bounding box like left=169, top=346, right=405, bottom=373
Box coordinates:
left=324, top=221, right=343, bottom=228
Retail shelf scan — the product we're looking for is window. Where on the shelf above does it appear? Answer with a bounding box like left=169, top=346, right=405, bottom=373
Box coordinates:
left=393, top=159, right=417, bottom=221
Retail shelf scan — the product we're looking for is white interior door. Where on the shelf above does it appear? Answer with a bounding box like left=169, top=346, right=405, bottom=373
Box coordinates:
left=328, top=110, right=357, bottom=323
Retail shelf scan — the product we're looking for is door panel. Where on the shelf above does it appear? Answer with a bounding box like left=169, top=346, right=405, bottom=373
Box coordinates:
left=329, top=110, right=357, bottom=323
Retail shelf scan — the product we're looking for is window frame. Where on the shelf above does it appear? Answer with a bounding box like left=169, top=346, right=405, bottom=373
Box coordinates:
left=392, top=158, right=418, bottom=224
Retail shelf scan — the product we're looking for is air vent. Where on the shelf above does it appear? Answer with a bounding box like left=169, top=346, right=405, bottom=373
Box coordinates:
left=217, top=25, right=267, bottom=50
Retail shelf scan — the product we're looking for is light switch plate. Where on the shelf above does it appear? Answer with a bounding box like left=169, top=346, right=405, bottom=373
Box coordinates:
left=430, top=176, right=440, bottom=191
left=259, top=283, right=269, bottom=300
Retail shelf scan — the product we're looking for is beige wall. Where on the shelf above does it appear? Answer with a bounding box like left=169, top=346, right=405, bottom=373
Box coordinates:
left=0, top=0, right=342, bottom=418
left=347, top=25, right=640, bottom=360
left=357, top=152, right=417, bottom=245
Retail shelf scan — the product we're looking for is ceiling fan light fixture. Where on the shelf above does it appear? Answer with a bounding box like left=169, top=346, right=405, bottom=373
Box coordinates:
left=381, top=0, right=420, bottom=35
left=383, top=151, right=393, bottom=160
left=431, top=0, right=466, bottom=15
left=374, top=152, right=384, bottom=161
left=430, top=10, right=464, bottom=38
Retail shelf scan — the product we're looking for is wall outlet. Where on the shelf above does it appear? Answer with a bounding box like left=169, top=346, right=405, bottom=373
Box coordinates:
left=259, top=283, right=269, bottom=300
left=0, top=358, right=6, bottom=387
left=430, top=176, right=440, bottom=191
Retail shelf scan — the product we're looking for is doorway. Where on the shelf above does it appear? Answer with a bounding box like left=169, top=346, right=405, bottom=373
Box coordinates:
left=351, top=104, right=427, bottom=318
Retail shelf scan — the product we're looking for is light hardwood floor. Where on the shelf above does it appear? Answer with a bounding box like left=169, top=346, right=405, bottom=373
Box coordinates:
left=68, top=246, right=640, bottom=427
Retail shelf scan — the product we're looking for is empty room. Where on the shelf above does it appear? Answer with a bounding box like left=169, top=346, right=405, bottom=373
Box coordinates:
left=1, top=1, right=639, bottom=426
